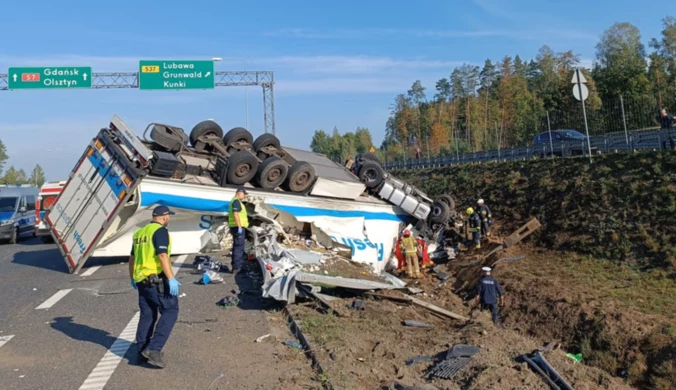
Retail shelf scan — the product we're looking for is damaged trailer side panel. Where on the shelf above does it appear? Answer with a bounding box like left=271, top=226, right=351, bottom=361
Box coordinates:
left=45, top=116, right=148, bottom=274
left=91, top=177, right=412, bottom=273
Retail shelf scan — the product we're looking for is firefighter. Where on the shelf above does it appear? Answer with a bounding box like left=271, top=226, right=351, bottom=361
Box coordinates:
left=399, top=230, right=422, bottom=279
left=467, top=207, right=482, bottom=249
left=476, top=199, right=493, bottom=238
left=474, top=266, right=504, bottom=324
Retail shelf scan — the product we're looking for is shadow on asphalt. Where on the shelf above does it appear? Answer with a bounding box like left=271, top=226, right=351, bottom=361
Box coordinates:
left=51, top=316, right=122, bottom=352
left=50, top=316, right=154, bottom=368
left=12, top=248, right=70, bottom=273
left=233, top=262, right=283, bottom=312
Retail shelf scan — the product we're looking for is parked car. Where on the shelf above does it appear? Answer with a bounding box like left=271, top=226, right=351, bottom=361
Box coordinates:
left=532, top=129, right=598, bottom=157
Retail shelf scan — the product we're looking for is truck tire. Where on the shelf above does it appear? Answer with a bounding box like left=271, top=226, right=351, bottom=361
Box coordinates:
left=358, top=161, right=384, bottom=189
left=283, top=161, right=316, bottom=193
left=223, top=127, right=254, bottom=148
left=226, top=151, right=259, bottom=185
left=190, top=120, right=224, bottom=147
left=253, top=133, right=281, bottom=152
left=360, top=152, right=380, bottom=164
left=254, top=156, right=288, bottom=190
left=150, top=125, right=186, bottom=152
left=436, top=194, right=456, bottom=211
left=429, top=201, right=451, bottom=224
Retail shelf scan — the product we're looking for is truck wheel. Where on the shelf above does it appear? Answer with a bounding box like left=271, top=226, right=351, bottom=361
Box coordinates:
left=254, top=156, right=288, bottom=190
left=283, top=161, right=316, bottom=193
left=436, top=194, right=456, bottom=211
left=223, top=127, right=254, bottom=148
left=226, top=151, right=259, bottom=185
left=253, top=133, right=281, bottom=152
left=190, top=120, right=224, bottom=147
left=429, top=201, right=451, bottom=224
left=358, top=161, right=384, bottom=189
left=360, top=152, right=381, bottom=164
left=150, top=125, right=186, bottom=152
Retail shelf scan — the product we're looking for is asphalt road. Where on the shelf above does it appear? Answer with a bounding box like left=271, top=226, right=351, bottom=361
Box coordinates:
left=0, top=238, right=316, bottom=390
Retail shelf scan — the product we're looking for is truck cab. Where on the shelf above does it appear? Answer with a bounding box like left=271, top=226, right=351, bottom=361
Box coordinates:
left=0, top=185, right=39, bottom=244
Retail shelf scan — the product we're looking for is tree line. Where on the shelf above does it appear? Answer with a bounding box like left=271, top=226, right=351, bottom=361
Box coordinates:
left=310, top=19, right=676, bottom=162
left=0, top=139, right=46, bottom=187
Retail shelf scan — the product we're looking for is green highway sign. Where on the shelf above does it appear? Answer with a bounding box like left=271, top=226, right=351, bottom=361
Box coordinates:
left=139, top=60, right=215, bottom=90
left=7, top=67, right=92, bottom=89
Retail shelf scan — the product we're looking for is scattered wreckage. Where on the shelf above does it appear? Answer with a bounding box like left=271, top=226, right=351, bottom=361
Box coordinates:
left=45, top=114, right=461, bottom=274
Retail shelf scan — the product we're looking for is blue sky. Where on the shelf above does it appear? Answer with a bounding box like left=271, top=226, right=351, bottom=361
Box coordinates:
left=0, top=0, right=670, bottom=180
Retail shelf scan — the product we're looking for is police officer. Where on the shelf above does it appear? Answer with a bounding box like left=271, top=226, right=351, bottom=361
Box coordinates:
left=476, top=199, right=493, bottom=237
left=129, top=205, right=181, bottom=369
left=474, top=266, right=504, bottom=324
left=399, top=229, right=421, bottom=279
left=228, top=186, right=249, bottom=273
left=467, top=207, right=482, bottom=249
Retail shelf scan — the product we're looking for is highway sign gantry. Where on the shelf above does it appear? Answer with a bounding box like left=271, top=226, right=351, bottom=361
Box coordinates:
left=138, top=60, right=215, bottom=90
left=7, top=67, right=92, bottom=89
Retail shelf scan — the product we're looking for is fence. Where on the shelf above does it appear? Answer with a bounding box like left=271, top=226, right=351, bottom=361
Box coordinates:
left=383, top=128, right=676, bottom=170
left=384, top=94, right=676, bottom=169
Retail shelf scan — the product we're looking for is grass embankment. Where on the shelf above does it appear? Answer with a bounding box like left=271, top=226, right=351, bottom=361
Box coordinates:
left=394, top=151, right=676, bottom=271
left=393, top=152, right=676, bottom=388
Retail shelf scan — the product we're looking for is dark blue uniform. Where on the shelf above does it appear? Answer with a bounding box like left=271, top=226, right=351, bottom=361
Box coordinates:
left=476, top=275, right=503, bottom=323
left=131, top=225, right=178, bottom=354
left=469, top=212, right=482, bottom=247
left=229, top=199, right=246, bottom=270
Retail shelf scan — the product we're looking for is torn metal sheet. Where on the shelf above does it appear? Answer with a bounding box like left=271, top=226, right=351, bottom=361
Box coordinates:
left=295, top=273, right=399, bottom=290
left=288, top=250, right=323, bottom=265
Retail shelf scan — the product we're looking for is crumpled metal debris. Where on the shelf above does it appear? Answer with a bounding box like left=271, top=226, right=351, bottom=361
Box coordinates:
left=217, top=296, right=239, bottom=308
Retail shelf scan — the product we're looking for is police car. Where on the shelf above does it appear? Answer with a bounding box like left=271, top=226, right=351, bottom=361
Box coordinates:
left=0, top=185, right=39, bottom=244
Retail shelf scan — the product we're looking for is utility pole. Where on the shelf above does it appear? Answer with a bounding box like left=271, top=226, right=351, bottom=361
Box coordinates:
left=546, top=111, right=554, bottom=158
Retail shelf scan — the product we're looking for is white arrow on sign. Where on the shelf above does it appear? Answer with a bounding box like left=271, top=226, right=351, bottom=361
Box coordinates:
left=83, top=73, right=88, bottom=81
left=571, top=69, right=587, bottom=84
left=12, top=74, right=17, bottom=82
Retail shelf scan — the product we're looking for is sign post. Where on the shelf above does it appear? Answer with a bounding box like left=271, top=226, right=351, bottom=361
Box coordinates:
left=572, top=68, right=593, bottom=163
left=138, top=60, right=215, bottom=90
left=7, top=67, right=92, bottom=89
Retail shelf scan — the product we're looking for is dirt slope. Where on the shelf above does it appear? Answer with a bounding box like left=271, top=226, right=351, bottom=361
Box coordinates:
left=393, top=152, right=676, bottom=270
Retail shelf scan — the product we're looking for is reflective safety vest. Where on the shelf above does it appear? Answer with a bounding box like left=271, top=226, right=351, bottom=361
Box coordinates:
left=401, top=236, right=417, bottom=254
left=228, top=197, right=249, bottom=228
left=132, top=223, right=172, bottom=283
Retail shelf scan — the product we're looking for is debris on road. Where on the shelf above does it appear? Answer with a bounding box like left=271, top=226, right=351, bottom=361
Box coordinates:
left=522, top=350, right=574, bottom=390
left=199, top=270, right=224, bottom=285
left=255, top=334, right=271, bottom=343
left=217, top=296, right=239, bottom=309
left=403, top=320, right=434, bottom=329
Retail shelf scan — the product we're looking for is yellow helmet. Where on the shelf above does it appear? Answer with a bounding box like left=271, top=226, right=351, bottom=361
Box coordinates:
left=466, top=207, right=474, bottom=215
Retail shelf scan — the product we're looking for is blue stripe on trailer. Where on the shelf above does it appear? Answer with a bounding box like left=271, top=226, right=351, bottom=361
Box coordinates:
left=87, top=149, right=127, bottom=198
left=140, top=191, right=409, bottom=222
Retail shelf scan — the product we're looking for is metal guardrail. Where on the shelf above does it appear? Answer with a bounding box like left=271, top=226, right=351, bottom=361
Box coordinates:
left=384, top=129, right=676, bottom=170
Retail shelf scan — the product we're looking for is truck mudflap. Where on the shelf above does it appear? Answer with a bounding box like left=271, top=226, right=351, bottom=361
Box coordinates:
left=45, top=116, right=149, bottom=273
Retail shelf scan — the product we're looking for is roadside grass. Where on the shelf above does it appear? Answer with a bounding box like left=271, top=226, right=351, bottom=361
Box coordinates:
left=559, top=255, right=676, bottom=318
left=299, top=314, right=341, bottom=348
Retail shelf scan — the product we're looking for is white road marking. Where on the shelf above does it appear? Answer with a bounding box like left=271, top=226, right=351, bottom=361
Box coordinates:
left=0, top=335, right=14, bottom=349
left=172, top=254, right=188, bottom=275
left=78, top=312, right=140, bottom=390
left=76, top=255, right=188, bottom=389
left=35, top=289, right=73, bottom=310
left=80, top=266, right=101, bottom=277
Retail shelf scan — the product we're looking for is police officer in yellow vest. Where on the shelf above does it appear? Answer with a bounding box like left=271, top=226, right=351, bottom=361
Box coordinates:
left=400, top=229, right=422, bottom=279
left=229, top=186, right=249, bottom=273
left=128, top=205, right=180, bottom=369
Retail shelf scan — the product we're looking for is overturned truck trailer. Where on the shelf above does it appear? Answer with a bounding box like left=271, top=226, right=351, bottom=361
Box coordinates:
left=46, top=115, right=457, bottom=274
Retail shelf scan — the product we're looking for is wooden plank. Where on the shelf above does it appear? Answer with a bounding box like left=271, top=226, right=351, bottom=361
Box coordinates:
left=366, top=292, right=469, bottom=321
